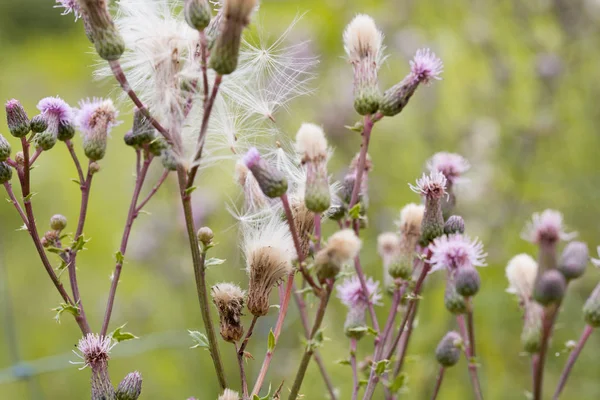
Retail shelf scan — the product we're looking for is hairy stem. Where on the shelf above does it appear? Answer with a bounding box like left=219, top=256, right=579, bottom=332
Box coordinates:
left=553, top=324, right=594, bottom=399
left=457, top=314, right=483, bottom=400
left=431, top=367, right=445, bottom=400
left=533, top=304, right=559, bottom=400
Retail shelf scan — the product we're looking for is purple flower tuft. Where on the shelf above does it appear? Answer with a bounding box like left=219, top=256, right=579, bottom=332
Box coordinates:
left=75, top=98, right=119, bottom=138
left=426, top=152, right=470, bottom=184
left=55, top=0, right=82, bottom=21
left=409, top=171, right=447, bottom=198
left=73, top=334, right=115, bottom=370
left=410, top=48, right=443, bottom=84
left=337, top=275, right=382, bottom=310
left=429, top=234, right=487, bottom=272
left=243, top=147, right=261, bottom=169
left=521, top=209, right=576, bottom=245
left=37, top=96, right=74, bottom=134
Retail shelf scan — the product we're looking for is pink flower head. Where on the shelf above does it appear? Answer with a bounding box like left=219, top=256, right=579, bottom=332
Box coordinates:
left=429, top=234, right=487, bottom=272
left=409, top=171, right=447, bottom=199
left=73, top=334, right=115, bottom=370
left=426, top=152, right=470, bottom=185
left=410, top=48, right=443, bottom=85
left=243, top=147, right=261, bottom=169
left=55, top=0, right=82, bottom=20
left=75, top=98, right=119, bottom=139
left=337, top=275, right=382, bottom=310
left=37, top=96, right=74, bottom=133
left=522, top=209, right=576, bottom=245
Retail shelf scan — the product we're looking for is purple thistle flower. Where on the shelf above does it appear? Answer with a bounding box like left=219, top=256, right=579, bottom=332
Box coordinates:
left=55, top=0, right=82, bottom=21
left=37, top=96, right=74, bottom=134
left=242, top=147, right=261, bottom=169
left=521, top=209, right=576, bottom=245
left=75, top=98, right=119, bottom=137
left=429, top=234, right=487, bottom=273
left=72, top=334, right=115, bottom=370
left=426, top=152, right=470, bottom=185
left=410, top=48, right=443, bottom=85
left=337, top=275, right=382, bottom=310
left=409, top=171, right=447, bottom=199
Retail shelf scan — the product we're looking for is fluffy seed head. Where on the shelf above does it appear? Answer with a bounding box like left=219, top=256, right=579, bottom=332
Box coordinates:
left=212, top=283, right=246, bottom=342
left=295, top=123, right=328, bottom=162
left=315, top=229, right=362, bottom=280
left=506, top=254, right=538, bottom=300
left=343, top=14, right=383, bottom=63
left=219, top=389, right=240, bottom=400
left=522, top=209, right=576, bottom=245
left=396, top=203, right=425, bottom=237
left=377, top=232, right=401, bottom=262
left=426, top=152, right=470, bottom=185
left=75, top=334, right=115, bottom=369
left=337, top=275, right=382, bottom=310
left=429, top=234, right=487, bottom=273
left=410, top=48, right=443, bottom=84
left=409, top=171, right=447, bottom=199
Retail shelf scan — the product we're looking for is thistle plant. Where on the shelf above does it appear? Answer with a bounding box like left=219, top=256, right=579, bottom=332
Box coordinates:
left=4, top=1, right=600, bottom=400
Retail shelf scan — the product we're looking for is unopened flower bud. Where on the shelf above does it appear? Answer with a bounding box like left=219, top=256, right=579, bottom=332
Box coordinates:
left=522, top=302, right=543, bottom=353
left=0, top=162, right=13, bottom=184
left=30, top=115, right=48, bottom=134
left=315, top=229, right=362, bottom=281
left=185, top=0, right=212, bottom=31
left=116, top=371, right=142, bottom=400
left=35, top=130, right=57, bottom=151
left=212, top=283, right=245, bottom=343
left=305, top=172, right=331, bottom=213
left=388, top=258, right=413, bottom=281
left=43, top=230, right=60, bottom=247
left=209, top=0, right=257, bottom=75
left=583, top=284, right=600, bottom=327
left=218, top=389, right=240, bottom=400
left=78, top=0, right=125, bottom=61
left=328, top=205, right=346, bottom=221
left=131, top=110, right=155, bottom=146
left=149, top=137, right=168, bottom=156
left=344, top=307, right=367, bottom=340
left=533, top=269, right=566, bottom=306
left=123, top=131, right=136, bottom=147
left=89, top=162, right=101, bottom=175
left=197, top=227, right=214, bottom=245
left=455, top=266, right=481, bottom=297
left=410, top=172, right=447, bottom=246
left=444, top=215, right=465, bottom=235
left=444, top=280, right=467, bottom=314
left=14, top=152, right=25, bottom=166
left=50, top=214, right=68, bottom=231
left=0, top=135, right=11, bottom=162
left=58, top=121, right=76, bottom=141
left=161, top=149, right=178, bottom=171
left=435, top=331, right=462, bottom=367
left=558, top=241, right=589, bottom=281
left=243, top=147, right=288, bottom=198
left=5, top=99, right=30, bottom=138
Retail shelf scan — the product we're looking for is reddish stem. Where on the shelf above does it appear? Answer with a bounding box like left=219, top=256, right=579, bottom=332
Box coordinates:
left=457, top=314, right=483, bottom=400
left=431, top=367, right=445, bottom=400
left=553, top=324, right=594, bottom=399
left=351, top=338, right=359, bottom=400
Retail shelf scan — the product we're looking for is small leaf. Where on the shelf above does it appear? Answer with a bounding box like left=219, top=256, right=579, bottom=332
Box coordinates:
left=184, top=186, right=197, bottom=195
left=336, top=359, right=351, bottom=366
left=348, top=204, right=361, bottom=220
left=359, top=379, right=369, bottom=388
left=367, top=326, right=379, bottom=336
left=345, top=121, right=364, bottom=133
left=115, top=251, right=125, bottom=264
left=204, top=257, right=225, bottom=268
left=268, top=329, right=276, bottom=352
left=52, top=303, right=80, bottom=323
left=23, top=192, right=37, bottom=202
left=375, top=359, right=390, bottom=376
left=388, top=373, right=407, bottom=393
left=189, top=330, right=209, bottom=349
left=109, top=324, right=138, bottom=343
left=70, top=235, right=90, bottom=253
left=70, top=178, right=81, bottom=185
left=46, top=246, right=64, bottom=254
left=253, top=396, right=260, bottom=400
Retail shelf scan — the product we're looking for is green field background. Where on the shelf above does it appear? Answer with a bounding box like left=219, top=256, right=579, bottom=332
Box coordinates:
left=1, top=0, right=600, bottom=399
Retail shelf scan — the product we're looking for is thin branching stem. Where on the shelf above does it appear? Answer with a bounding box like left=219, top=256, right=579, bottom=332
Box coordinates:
left=3, top=182, right=29, bottom=230
left=65, top=140, right=85, bottom=184
left=533, top=304, right=559, bottom=400
left=553, top=324, right=594, bottom=399
left=466, top=298, right=477, bottom=357
left=135, top=169, right=170, bottom=214
left=431, top=367, right=445, bottom=400
left=351, top=338, right=359, bottom=400
left=237, top=315, right=259, bottom=399
left=457, top=314, right=483, bottom=400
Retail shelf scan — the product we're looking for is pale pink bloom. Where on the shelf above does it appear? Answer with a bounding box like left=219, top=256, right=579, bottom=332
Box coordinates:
left=72, top=334, right=116, bottom=370
left=409, top=171, right=447, bottom=199
left=426, top=152, right=470, bottom=184
left=337, top=275, right=382, bottom=310
left=429, top=234, right=487, bottom=272
left=410, top=48, right=443, bottom=84
left=37, top=96, right=73, bottom=133
left=55, top=0, right=82, bottom=20
left=521, top=209, right=576, bottom=244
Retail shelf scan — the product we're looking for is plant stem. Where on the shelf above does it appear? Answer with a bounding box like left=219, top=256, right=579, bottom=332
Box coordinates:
left=177, top=167, right=227, bottom=390
left=4, top=182, right=29, bottom=230
left=431, top=367, right=445, bottom=400
left=532, top=304, right=558, bottom=400
left=353, top=255, right=379, bottom=332
left=100, top=157, right=158, bottom=336
left=553, top=324, right=594, bottom=399
left=287, top=282, right=333, bottom=400
left=135, top=169, right=170, bottom=213
left=28, top=148, right=42, bottom=165
left=314, top=213, right=322, bottom=252
left=457, top=314, right=483, bottom=400
left=467, top=300, right=477, bottom=357
left=392, top=301, right=418, bottom=377
left=348, top=115, right=374, bottom=210
left=237, top=315, right=259, bottom=399
left=65, top=140, right=85, bottom=185
left=350, top=338, right=359, bottom=400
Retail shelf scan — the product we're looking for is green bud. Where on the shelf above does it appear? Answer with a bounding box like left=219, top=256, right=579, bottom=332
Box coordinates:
left=0, top=134, right=11, bottom=162
left=455, top=267, right=481, bottom=297
left=30, top=115, right=48, bottom=133
left=149, top=137, right=168, bottom=156
left=50, top=214, right=67, bottom=231
left=533, top=269, right=566, bottom=306
left=184, top=0, right=212, bottom=31
left=435, top=331, right=462, bottom=367
left=83, top=134, right=107, bottom=161
left=558, top=241, right=589, bottom=281
left=57, top=121, right=76, bottom=141
left=94, top=25, right=126, bottom=61
left=378, top=77, right=419, bottom=117
left=444, top=215, right=465, bottom=235
left=124, top=131, right=137, bottom=147
left=210, top=23, right=244, bottom=75
left=420, top=196, right=444, bottom=246
left=161, top=149, right=178, bottom=171
left=244, top=148, right=288, bottom=198
left=197, top=226, right=214, bottom=245
left=444, top=280, right=467, bottom=314
left=344, top=307, right=367, bottom=340
left=0, top=162, right=13, bottom=184
left=583, top=284, right=600, bottom=327
left=35, top=131, right=57, bottom=151
left=328, top=205, right=346, bottom=221
left=305, top=179, right=331, bottom=213
left=354, top=86, right=380, bottom=116
left=131, top=110, right=156, bottom=146
left=116, top=371, right=142, bottom=400
left=388, top=256, right=413, bottom=280
left=5, top=99, right=30, bottom=138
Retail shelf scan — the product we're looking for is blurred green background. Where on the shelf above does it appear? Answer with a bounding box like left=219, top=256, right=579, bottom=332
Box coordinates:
left=1, top=0, right=600, bottom=399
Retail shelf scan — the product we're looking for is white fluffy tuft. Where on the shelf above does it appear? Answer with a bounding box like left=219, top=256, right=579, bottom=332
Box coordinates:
left=506, top=254, right=538, bottom=300
left=295, top=123, right=328, bottom=161
left=343, top=14, right=383, bottom=62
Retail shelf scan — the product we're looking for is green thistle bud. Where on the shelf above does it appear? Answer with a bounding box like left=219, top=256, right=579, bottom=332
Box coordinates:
left=35, top=131, right=57, bottom=151
left=131, top=110, right=155, bottom=146
left=435, top=331, right=462, bottom=367
left=197, top=226, right=214, bottom=245
left=149, top=137, right=168, bottom=157
left=444, top=215, right=465, bottom=235
left=410, top=172, right=447, bottom=246
left=522, top=302, right=543, bottom=353
left=30, top=115, right=48, bottom=134
left=388, top=256, right=413, bottom=280
left=83, top=137, right=107, bottom=161
left=78, top=0, right=125, bottom=61
left=5, top=99, right=30, bottom=138
left=379, top=77, right=419, bottom=117
left=57, top=121, right=76, bottom=141
left=89, top=162, right=101, bottom=175
left=243, top=148, right=287, bottom=198
left=455, top=266, right=481, bottom=297
left=124, top=131, right=136, bottom=147
left=0, top=135, right=11, bottom=162
left=116, top=371, right=142, bottom=400
left=305, top=173, right=331, bottom=213
left=50, top=214, right=68, bottom=231
left=185, top=0, right=212, bottom=31
left=444, top=280, right=467, bottom=314
left=533, top=269, right=566, bottom=306
left=558, top=241, right=589, bottom=281
left=160, top=149, right=178, bottom=171
left=328, top=205, right=346, bottom=221
left=583, top=284, right=600, bottom=328
left=344, top=307, right=367, bottom=340
left=0, top=162, right=13, bottom=184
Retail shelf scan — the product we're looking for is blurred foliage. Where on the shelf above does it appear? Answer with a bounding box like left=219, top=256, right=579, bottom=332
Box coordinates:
left=1, top=0, right=600, bottom=399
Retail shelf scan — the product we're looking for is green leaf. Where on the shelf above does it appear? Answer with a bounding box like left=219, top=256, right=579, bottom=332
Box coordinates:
left=268, top=329, right=276, bottom=352
left=375, top=359, right=390, bottom=376
left=184, top=186, right=197, bottom=195
left=336, top=359, right=351, bottom=366
left=348, top=203, right=361, bottom=219
left=189, top=330, right=209, bottom=349
left=23, top=192, right=37, bottom=202
left=109, top=324, right=138, bottom=343
left=115, top=251, right=125, bottom=264
left=388, top=373, right=407, bottom=393
left=70, top=235, right=90, bottom=253
left=70, top=178, right=81, bottom=185
left=359, top=379, right=369, bottom=387
left=204, top=257, right=225, bottom=268
left=367, top=326, right=379, bottom=336
left=253, top=396, right=260, bottom=400
left=46, top=246, right=64, bottom=254
left=345, top=121, right=364, bottom=133
left=52, top=303, right=80, bottom=323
